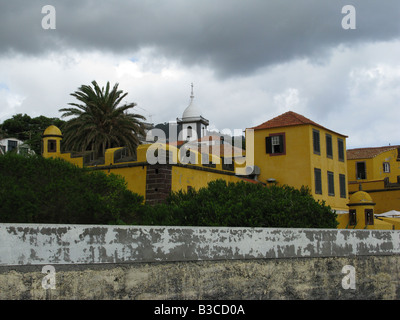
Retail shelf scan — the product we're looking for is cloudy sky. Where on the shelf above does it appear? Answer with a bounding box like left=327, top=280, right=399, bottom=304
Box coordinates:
left=1, top=0, right=400, bottom=149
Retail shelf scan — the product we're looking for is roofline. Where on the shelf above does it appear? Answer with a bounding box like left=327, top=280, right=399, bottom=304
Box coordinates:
left=347, top=145, right=400, bottom=160
left=176, top=116, right=209, bottom=125
left=246, top=123, right=348, bottom=138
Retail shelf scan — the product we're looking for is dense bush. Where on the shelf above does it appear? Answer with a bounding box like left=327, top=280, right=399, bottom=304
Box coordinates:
left=0, top=154, right=143, bottom=224
left=137, top=179, right=338, bottom=228
left=0, top=154, right=338, bottom=228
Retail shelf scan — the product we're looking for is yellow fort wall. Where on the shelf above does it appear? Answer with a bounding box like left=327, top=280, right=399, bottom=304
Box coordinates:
left=97, top=165, right=147, bottom=199
left=171, top=165, right=243, bottom=192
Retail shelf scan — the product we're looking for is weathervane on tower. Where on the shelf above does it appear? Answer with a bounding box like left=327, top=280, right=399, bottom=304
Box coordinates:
left=190, top=82, right=194, bottom=101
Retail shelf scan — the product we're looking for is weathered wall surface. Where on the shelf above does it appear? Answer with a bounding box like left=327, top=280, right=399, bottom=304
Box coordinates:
left=0, top=224, right=399, bottom=300
left=1, top=256, right=400, bottom=300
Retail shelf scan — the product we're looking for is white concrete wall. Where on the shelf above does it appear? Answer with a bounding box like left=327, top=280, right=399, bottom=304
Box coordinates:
left=1, top=224, right=399, bottom=266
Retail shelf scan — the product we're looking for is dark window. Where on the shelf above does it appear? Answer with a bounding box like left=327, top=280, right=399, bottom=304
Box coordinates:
left=314, top=168, right=322, bottom=194
left=339, top=174, right=346, bottom=198
left=221, top=157, right=235, bottom=171
left=313, top=129, right=320, bottom=155
left=47, top=139, right=57, bottom=153
left=327, top=171, right=335, bottom=196
left=383, top=162, right=390, bottom=173
left=266, top=133, right=285, bottom=155
left=326, top=134, right=333, bottom=158
left=186, top=126, right=193, bottom=140
left=356, top=162, right=366, bottom=180
left=365, top=209, right=374, bottom=225
left=8, top=140, right=18, bottom=152
left=338, top=138, right=345, bottom=162
left=349, top=209, right=357, bottom=226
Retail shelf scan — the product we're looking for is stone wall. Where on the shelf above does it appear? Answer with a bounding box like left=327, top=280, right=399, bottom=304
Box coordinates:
left=145, top=165, right=172, bottom=205
left=0, top=224, right=399, bottom=300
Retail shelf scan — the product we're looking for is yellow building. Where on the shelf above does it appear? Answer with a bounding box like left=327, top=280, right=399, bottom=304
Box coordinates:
left=42, top=110, right=350, bottom=212
left=347, top=146, right=400, bottom=213
left=246, top=111, right=348, bottom=212
left=41, top=110, right=400, bottom=230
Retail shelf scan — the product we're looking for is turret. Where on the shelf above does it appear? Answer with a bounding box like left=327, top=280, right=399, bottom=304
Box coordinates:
left=42, top=125, right=63, bottom=157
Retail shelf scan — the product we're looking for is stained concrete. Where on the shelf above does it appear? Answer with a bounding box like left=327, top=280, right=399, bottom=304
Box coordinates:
left=0, top=255, right=399, bottom=300
left=0, top=224, right=399, bottom=266
left=1, top=224, right=400, bottom=300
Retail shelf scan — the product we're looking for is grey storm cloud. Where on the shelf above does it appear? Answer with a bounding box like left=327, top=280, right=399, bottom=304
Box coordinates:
left=1, top=0, right=400, bottom=77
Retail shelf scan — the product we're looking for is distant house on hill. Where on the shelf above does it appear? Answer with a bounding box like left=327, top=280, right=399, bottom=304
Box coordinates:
left=0, top=137, right=34, bottom=156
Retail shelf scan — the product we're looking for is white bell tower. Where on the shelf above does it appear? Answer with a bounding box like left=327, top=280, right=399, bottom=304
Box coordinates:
left=177, top=83, right=209, bottom=141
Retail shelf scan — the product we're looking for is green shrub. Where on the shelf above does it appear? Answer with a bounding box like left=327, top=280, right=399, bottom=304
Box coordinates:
left=137, top=179, right=338, bottom=228
left=0, top=154, right=338, bottom=228
left=0, top=153, right=143, bottom=224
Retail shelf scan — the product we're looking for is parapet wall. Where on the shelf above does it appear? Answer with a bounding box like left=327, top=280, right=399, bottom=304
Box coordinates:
left=0, top=224, right=400, bottom=300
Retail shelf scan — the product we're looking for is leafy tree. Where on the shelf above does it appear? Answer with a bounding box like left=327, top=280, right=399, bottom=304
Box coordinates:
left=0, top=153, right=143, bottom=224
left=59, top=81, right=146, bottom=158
left=137, top=179, right=338, bottom=228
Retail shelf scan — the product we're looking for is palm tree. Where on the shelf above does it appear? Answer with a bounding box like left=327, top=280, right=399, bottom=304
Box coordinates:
left=59, top=81, right=146, bottom=158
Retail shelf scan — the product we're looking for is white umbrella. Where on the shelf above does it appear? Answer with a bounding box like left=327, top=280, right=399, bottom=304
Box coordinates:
left=375, top=210, right=400, bottom=218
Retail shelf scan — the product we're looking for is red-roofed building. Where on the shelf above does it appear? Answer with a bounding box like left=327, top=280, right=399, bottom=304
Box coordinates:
left=246, top=111, right=349, bottom=212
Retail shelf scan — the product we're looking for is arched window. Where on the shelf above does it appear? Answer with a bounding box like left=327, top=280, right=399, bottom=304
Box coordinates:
left=186, top=126, right=192, bottom=140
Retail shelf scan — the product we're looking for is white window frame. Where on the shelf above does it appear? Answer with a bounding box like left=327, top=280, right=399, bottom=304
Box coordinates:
left=383, top=162, right=390, bottom=173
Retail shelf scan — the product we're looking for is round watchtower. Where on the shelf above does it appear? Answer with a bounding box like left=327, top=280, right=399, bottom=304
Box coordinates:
left=347, top=190, right=376, bottom=229
left=42, top=125, right=63, bottom=157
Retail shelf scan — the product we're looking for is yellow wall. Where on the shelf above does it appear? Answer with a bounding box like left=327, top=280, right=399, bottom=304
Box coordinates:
left=347, top=158, right=374, bottom=183
left=248, top=124, right=348, bottom=211
left=348, top=180, right=384, bottom=193
left=97, top=166, right=147, bottom=199
left=357, top=189, right=400, bottom=214
left=171, top=166, right=243, bottom=192
left=338, top=213, right=395, bottom=230
left=251, top=125, right=312, bottom=190
left=308, top=126, right=348, bottom=211
left=342, top=147, right=400, bottom=214
left=43, top=135, right=84, bottom=167
left=377, top=217, right=400, bottom=230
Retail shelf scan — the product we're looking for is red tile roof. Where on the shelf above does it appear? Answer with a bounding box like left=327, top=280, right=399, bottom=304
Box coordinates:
left=347, top=146, right=400, bottom=160
left=249, top=111, right=347, bottom=137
